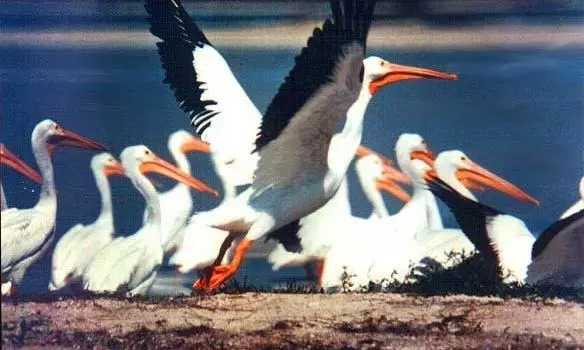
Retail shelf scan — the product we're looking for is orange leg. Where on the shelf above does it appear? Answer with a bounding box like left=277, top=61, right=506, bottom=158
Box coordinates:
left=315, top=258, right=325, bottom=289
left=195, top=239, right=253, bottom=292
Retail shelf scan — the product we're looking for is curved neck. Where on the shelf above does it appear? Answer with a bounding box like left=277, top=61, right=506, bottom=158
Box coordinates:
left=171, top=147, right=191, bottom=175
left=170, top=147, right=191, bottom=193
left=133, top=170, right=162, bottom=245
left=93, top=170, right=114, bottom=226
left=327, top=89, right=372, bottom=176
left=357, top=173, right=389, bottom=219
left=369, top=189, right=389, bottom=218
left=411, top=180, right=443, bottom=231
left=32, top=140, right=56, bottom=208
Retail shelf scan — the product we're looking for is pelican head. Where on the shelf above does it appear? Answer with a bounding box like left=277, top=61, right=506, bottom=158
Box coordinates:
left=432, top=150, right=539, bottom=206
left=394, top=133, right=435, bottom=180
left=363, top=57, right=458, bottom=95
left=168, top=130, right=210, bottom=155
left=91, top=153, right=125, bottom=178
left=355, top=149, right=410, bottom=202
left=120, top=145, right=218, bottom=198
left=32, top=119, right=108, bottom=155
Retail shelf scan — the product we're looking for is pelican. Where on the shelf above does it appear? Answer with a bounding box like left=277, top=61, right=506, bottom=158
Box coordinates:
left=266, top=146, right=410, bottom=283
left=348, top=134, right=440, bottom=288
left=429, top=176, right=582, bottom=288
left=147, top=0, right=457, bottom=291
left=1, top=119, right=107, bottom=296
left=1, top=143, right=42, bottom=211
left=82, top=145, right=218, bottom=296
left=142, top=130, right=211, bottom=253
left=426, top=152, right=541, bottom=284
left=49, top=153, right=125, bottom=291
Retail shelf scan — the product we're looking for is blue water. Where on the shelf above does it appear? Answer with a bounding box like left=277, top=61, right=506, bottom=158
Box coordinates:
left=1, top=43, right=583, bottom=294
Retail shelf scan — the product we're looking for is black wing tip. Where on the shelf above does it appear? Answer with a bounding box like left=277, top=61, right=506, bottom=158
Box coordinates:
left=258, top=0, right=376, bottom=150
left=145, top=0, right=211, bottom=47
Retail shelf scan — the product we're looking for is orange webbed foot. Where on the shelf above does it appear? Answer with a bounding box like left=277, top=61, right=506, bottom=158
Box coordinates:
left=207, top=264, right=237, bottom=290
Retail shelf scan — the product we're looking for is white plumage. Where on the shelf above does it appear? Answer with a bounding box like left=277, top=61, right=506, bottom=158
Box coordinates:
left=82, top=145, right=218, bottom=296
left=142, top=130, right=212, bottom=253
left=1, top=119, right=107, bottom=295
left=49, top=153, right=125, bottom=291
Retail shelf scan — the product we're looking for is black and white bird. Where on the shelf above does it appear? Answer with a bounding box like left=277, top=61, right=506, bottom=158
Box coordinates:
left=146, top=0, right=457, bottom=290
left=428, top=171, right=582, bottom=288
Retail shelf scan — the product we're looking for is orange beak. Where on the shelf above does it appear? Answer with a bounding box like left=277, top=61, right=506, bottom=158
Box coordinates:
left=459, top=178, right=486, bottom=192
left=356, top=145, right=411, bottom=185
left=376, top=173, right=411, bottom=203
left=0, top=143, right=42, bottom=183
left=180, top=136, right=211, bottom=154
left=103, top=160, right=125, bottom=177
left=456, top=159, right=539, bottom=206
left=139, top=154, right=219, bottom=198
left=369, top=63, right=458, bottom=94
left=424, top=169, right=439, bottom=183
left=410, top=149, right=436, bottom=167
left=47, top=126, right=109, bottom=154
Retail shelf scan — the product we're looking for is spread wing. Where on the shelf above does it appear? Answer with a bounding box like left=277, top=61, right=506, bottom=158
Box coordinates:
left=146, top=0, right=262, bottom=175
left=256, top=0, right=376, bottom=150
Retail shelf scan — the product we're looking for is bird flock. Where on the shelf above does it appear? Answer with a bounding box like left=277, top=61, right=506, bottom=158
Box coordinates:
left=1, top=0, right=582, bottom=298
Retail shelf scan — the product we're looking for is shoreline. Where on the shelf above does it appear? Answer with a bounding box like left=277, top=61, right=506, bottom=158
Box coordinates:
left=2, top=22, right=583, bottom=49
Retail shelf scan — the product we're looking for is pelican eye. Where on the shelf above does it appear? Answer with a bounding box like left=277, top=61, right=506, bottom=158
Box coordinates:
left=145, top=150, right=150, bottom=155
left=380, top=61, right=385, bottom=66
left=461, top=156, right=466, bottom=161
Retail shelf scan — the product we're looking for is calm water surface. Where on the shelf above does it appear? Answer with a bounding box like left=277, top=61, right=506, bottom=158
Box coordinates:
left=1, top=45, right=582, bottom=294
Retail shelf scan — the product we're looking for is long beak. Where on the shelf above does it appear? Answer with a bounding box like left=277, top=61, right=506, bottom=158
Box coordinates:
left=0, top=143, right=42, bottom=183
left=410, top=149, right=436, bottom=167
left=356, top=145, right=411, bottom=185
left=103, top=160, right=125, bottom=177
left=459, top=178, right=486, bottom=192
left=139, top=155, right=219, bottom=198
left=180, top=136, right=211, bottom=154
left=51, top=127, right=109, bottom=153
left=382, top=163, right=411, bottom=186
left=356, top=145, right=374, bottom=158
left=370, top=63, right=458, bottom=94
left=376, top=176, right=411, bottom=202
left=456, top=159, right=539, bottom=206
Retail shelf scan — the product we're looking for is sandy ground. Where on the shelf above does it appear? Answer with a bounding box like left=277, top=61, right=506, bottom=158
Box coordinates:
left=2, top=293, right=583, bottom=349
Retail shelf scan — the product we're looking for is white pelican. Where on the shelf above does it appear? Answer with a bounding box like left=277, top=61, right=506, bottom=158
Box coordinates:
left=559, top=176, right=584, bottom=219
left=142, top=130, right=211, bottom=253
left=147, top=0, right=457, bottom=291
left=349, top=134, right=439, bottom=288
left=430, top=176, right=582, bottom=288
left=1, top=119, right=108, bottom=296
left=49, top=153, right=125, bottom=291
left=426, top=154, right=542, bottom=284
left=266, top=146, right=410, bottom=283
left=82, top=145, right=218, bottom=296
left=1, top=143, right=42, bottom=211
